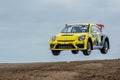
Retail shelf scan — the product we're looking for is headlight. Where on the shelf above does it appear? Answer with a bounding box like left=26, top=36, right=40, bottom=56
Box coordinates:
left=78, top=35, right=85, bottom=41
left=51, top=36, right=56, bottom=42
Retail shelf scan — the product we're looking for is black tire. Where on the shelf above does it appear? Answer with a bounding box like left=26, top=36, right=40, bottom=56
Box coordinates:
left=51, top=50, right=60, bottom=56
left=83, top=41, right=91, bottom=56
left=100, top=41, right=108, bottom=54
left=71, top=50, right=79, bottom=54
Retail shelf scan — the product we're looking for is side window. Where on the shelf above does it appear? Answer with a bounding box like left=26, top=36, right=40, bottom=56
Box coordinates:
left=81, top=25, right=89, bottom=32
left=92, top=26, right=100, bottom=33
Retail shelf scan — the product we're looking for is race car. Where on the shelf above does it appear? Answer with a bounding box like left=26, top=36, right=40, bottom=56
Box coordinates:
left=49, top=23, right=110, bottom=56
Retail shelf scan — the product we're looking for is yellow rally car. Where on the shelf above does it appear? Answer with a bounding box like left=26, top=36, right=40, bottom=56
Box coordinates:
left=49, top=23, right=110, bottom=56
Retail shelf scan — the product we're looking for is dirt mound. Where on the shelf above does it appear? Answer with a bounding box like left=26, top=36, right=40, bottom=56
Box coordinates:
left=0, top=59, right=120, bottom=80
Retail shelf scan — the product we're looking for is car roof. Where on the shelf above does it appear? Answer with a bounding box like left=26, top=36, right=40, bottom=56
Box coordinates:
left=66, top=23, right=96, bottom=26
left=66, top=23, right=104, bottom=31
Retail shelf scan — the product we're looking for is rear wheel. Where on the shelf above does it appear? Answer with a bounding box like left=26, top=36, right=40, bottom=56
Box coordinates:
left=51, top=50, right=60, bottom=56
left=83, top=41, right=91, bottom=56
left=71, top=50, right=79, bottom=54
left=100, top=41, right=108, bottom=54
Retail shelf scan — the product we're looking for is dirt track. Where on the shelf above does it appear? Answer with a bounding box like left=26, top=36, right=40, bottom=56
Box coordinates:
left=0, top=59, right=120, bottom=80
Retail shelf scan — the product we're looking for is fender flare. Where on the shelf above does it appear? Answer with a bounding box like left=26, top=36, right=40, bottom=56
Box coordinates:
left=101, top=35, right=110, bottom=49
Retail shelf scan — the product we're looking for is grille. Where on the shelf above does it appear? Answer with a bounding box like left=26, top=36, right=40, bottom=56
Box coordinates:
left=55, top=44, right=75, bottom=49
left=57, top=40, right=74, bottom=42
left=76, top=44, right=84, bottom=48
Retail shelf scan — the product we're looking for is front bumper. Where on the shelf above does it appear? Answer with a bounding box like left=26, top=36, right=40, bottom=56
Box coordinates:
left=49, top=41, right=87, bottom=50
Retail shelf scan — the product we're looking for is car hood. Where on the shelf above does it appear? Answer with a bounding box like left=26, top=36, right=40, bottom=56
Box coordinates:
left=56, top=33, right=88, bottom=41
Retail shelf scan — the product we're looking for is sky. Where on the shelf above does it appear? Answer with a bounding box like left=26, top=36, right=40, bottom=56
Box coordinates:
left=0, top=0, right=120, bottom=63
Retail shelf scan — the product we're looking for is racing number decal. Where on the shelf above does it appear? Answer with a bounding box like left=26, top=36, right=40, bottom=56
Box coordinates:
left=92, top=26, right=101, bottom=46
left=92, top=34, right=97, bottom=38
left=97, top=33, right=101, bottom=45
left=92, top=33, right=101, bottom=45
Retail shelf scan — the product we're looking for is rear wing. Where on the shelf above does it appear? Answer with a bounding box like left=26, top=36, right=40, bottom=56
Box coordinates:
left=96, top=24, right=104, bottom=31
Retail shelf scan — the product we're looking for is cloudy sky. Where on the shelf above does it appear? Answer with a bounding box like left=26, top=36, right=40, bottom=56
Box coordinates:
left=0, top=0, right=120, bottom=63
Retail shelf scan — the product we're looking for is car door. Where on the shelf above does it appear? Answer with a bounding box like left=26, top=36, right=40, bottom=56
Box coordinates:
left=92, top=26, right=101, bottom=46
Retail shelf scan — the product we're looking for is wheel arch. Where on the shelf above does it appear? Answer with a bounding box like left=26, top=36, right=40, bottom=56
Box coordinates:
left=101, top=35, right=110, bottom=49
left=88, top=37, right=93, bottom=50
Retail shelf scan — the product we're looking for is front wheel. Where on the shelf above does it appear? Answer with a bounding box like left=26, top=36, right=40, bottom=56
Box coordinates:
left=100, top=41, right=108, bottom=54
left=82, top=41, right=92, bottom=56
left=51, top=50, right=61, bottom=56
left=71, top=50, right=79, bottom=54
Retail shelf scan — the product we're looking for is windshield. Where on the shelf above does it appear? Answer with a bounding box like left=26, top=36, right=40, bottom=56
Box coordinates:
left=61, top=25, right=89, bottom=33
